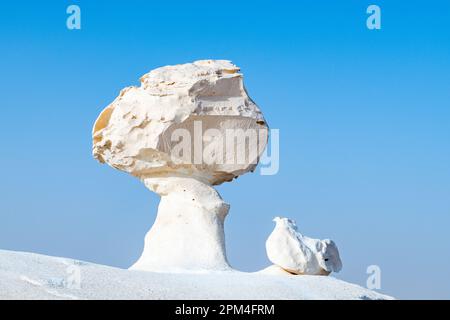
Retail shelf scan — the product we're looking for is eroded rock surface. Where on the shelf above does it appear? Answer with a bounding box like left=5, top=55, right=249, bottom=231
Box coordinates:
left=93, top=60, right=268, bottom=185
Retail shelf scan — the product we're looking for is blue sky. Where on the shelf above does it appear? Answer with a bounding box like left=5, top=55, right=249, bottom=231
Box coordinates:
left=1, top=0, right=449, bottom=299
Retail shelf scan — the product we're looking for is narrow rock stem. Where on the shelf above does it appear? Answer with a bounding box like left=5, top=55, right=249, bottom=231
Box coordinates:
left=130, top=177, right=231, bottom=272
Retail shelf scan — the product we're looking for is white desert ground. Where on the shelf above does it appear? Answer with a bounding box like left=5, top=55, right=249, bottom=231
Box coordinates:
left=0, top=250, right=392, bottom=300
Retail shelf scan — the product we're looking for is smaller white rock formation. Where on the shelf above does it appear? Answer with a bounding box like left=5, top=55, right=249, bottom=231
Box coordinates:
left=266, top=217, right=342, bottom=276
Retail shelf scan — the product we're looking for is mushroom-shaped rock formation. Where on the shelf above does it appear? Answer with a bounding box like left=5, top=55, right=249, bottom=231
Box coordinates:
left=266, top=217, right=342, bottom=275
left=93, top=60, right=268, bottom=272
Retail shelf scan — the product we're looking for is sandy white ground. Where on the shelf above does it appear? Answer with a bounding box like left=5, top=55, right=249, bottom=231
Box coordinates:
left=0, top=250, right=392, bottom=300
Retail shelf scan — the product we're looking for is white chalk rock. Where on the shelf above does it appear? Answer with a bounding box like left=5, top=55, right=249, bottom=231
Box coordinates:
left=266, top=217, right=342, bottom=275
left=92, top=60, right=268, bottom=272
left=93, top=59, right=268, bottom=186
left=130, top=177, right=231, bottom=272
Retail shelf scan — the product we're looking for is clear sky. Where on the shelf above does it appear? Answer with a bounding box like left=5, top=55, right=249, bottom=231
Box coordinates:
left=1, top=0, right=449, bottom=299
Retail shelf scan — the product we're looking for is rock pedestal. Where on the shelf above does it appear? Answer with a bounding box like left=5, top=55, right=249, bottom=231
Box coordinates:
left=131, top=177, right=231, bottom=272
